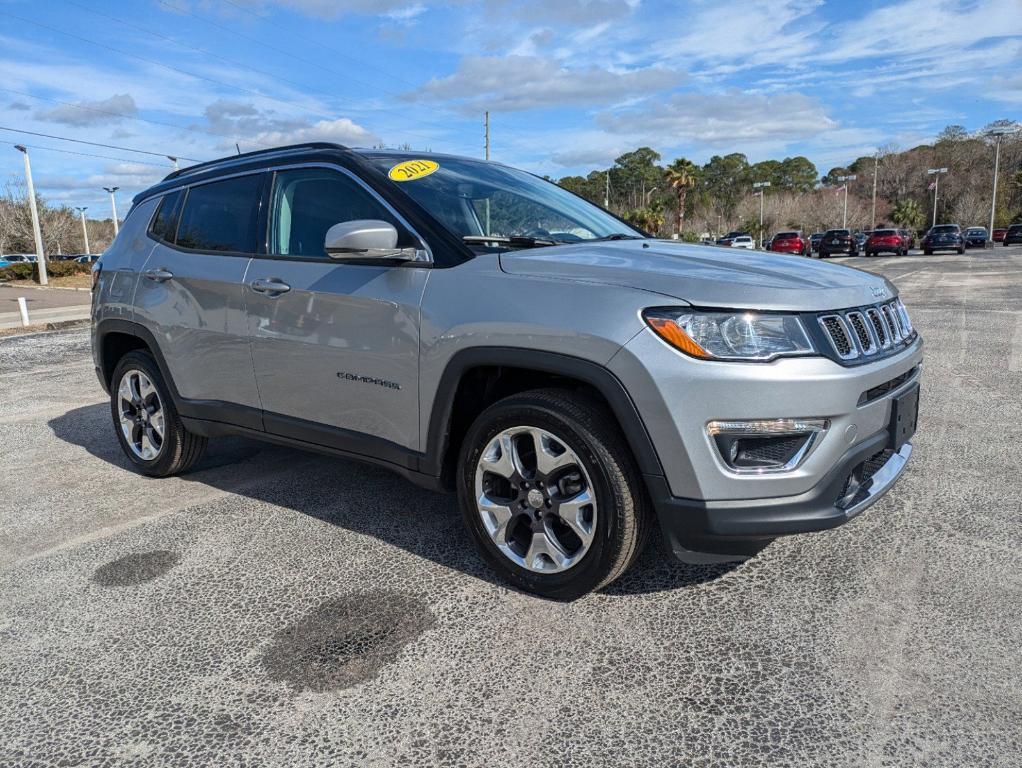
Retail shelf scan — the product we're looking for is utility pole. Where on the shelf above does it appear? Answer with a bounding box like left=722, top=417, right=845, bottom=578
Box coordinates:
left=103, top=186, right=120, bottom=237
left=926, top=168, right=948, bottom=228
left=837, top=174, right=857, bottom=229
left=752, top=181, right=770, bottom=247
left=984, top=125, right=1019, bottom=244
left=870, top=152, right=879, bottom=231
left=75, top=206, right=90, bottom=255
left=604, top=170, right=610, bottom=209
left=14, top=145, right=47, bottom=285
left=483, top=111, right=490, bottom=235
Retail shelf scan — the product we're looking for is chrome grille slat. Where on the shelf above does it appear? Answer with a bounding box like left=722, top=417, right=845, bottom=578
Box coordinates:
left=816, top=300, right=915, bottom=363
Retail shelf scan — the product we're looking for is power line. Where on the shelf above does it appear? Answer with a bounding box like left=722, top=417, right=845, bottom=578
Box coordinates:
left=0, top=126, right=205, bottom=162
left=148, top=0, right=458, bottom=140
left=0, top=139, right=174, bottom=169
left=0, top=86, right=265, bottom=149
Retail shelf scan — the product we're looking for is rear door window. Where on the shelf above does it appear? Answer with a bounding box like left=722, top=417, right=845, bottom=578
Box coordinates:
left=176, top=174, right=264, bottom=253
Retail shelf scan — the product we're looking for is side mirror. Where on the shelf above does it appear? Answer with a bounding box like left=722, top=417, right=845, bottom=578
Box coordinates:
left=324, top=220, right=426, bottom=262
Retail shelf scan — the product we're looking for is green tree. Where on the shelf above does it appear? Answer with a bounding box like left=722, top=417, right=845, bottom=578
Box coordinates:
left=777, top=156, right=818, bottom=193
left=623, top=207, right=664, bottom=235
left=699, top=153, right=750, bottom=224
left=890, top=198, right=924, bottom=229
left=664, top=157, right=698, bottom=236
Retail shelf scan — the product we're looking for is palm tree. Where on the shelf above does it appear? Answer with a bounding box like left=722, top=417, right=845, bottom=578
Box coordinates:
left=891, top=198, right=924, bottom=229
left=665, top=158, right=698, bottom=237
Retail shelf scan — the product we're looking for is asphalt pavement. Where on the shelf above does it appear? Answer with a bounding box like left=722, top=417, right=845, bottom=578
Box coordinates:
left=1, top=247, right=1020, bottom=767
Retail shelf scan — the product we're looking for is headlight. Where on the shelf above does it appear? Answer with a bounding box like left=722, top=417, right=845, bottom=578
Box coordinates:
left=644, top=309, right=815, bottom=361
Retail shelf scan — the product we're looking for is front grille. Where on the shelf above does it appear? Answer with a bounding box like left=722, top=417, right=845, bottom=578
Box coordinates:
left=817, top=299, right=916, bottom=364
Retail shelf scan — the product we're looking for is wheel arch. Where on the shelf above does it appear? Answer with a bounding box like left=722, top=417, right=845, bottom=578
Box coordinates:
left=423, top=347, right=665, bottom=489
left=95, top=319, right=180, bottom=403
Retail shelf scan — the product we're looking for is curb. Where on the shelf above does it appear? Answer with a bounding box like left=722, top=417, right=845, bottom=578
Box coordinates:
left=0, top=318, right=90, bottom=338
left=0, top=282, right=91, bottom=292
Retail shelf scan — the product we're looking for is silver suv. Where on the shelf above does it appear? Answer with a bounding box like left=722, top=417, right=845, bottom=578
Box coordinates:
left=91, top=143, right=922, bottom=599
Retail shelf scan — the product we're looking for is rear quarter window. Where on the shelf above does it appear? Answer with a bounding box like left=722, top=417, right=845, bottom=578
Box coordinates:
left=148, top=190, right=183, bottom=243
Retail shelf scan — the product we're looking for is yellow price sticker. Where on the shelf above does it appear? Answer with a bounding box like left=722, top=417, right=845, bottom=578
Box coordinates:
left=388, top=159, right=439, bottom=182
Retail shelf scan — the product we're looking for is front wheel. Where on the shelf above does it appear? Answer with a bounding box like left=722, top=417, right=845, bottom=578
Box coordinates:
left=457, top=389, right=651, bottom=600
left=110, top=351, right=207, bottom=477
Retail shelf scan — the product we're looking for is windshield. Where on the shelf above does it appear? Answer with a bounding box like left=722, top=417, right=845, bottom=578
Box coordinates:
left=776, top=231, right=798, bottom=238
left=931, top=225, right=959, bottom=233
left=826, top=229, right=850, bottom=236
left=874, top=230, right=897, bottom=236
left=967, top=228, right=986, bottom=235
left=365, top=154, right=642, bottom=243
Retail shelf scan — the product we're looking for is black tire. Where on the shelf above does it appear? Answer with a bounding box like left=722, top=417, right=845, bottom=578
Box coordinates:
left=924, top=249, right=932, bottom=255
left=457, top=388, right=651, bottom=600
left=957, top=247, right=965, bottom=255
left=110, top=350, right=207, bottom=477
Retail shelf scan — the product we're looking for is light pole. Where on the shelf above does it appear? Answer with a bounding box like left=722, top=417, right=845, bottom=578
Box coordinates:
left=753, top=180, right=770, bottom=247
left=870, top=152, right=879, bottom=231
left=75, top=206, right=90, bottom=255
left=14, top=145, right=47, bottom=285
left=926, top=168, right=948, bottom=228
left=644, top=186, right=658, bottom=205
left=984, top=125, right=1019, bottom=244
left=103, top=186, right=120, bottom=237
left=837, top=175, right=856, bottom=229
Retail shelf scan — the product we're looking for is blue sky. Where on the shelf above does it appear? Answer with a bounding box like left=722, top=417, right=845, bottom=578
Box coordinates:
left=0, top=0, right=1019, bottom=213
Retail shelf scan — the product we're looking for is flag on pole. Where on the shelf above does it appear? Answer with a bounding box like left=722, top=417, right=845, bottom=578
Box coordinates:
left=927, top=181, right=937, bottom=190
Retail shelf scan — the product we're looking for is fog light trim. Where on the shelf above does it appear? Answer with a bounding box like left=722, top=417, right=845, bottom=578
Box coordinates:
left=707, top=418, right=829, bottom=474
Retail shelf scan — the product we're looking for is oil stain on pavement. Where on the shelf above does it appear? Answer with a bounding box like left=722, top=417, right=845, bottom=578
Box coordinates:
left=92, top=550, right=180, bottom=586
left=261, top=590, right=435, bottom=693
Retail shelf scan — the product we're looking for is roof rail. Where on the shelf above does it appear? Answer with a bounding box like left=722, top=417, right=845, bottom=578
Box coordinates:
left=163, top=142, right=349, bottom=181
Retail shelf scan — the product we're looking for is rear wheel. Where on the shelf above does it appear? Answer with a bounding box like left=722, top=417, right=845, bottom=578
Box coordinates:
left=457, top=389, right=651, bottom=600
left=924, top=249, right=932, bottom=255
left=110, top=351, right=207, bottom=477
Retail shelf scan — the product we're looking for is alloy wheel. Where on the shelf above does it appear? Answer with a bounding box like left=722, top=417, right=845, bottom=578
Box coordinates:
left=474, top=426, right=597, bottom=574
left=117, top=369, right=165, bottom=460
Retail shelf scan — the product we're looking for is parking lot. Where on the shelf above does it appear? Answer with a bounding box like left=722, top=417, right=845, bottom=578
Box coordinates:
left=1, top=247, right=1020, bottom=767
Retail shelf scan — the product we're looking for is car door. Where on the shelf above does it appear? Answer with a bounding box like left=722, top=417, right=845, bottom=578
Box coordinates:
left=245, top=165, right=429, bottom=458
left=133, top=174, right=265, bottom=429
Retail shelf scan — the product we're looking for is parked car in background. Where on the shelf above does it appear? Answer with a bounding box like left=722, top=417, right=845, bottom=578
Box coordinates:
left=898, top=229, right=916, bottom=249
left=0, top=257, right=12, bottom=268
left=769, top=231, right=809, bottom=255
left=819, top=229, right=858, bottom=257
left=716, top=231, right=749, bottom=246
left=75, top=254, right=100, bottom=264
left=809, top=232, right=824, bottom=253
left=922, top=224, right=965, bottom=254
left=964, top=227, right=988, bottom=248
left=3, top=254, right=37, bottom=263
left=865, top=229, right=907, bottom=257
left=729, top=235, right=756, bottom=250
left=1004, top=224, right=1022, bottom=246
left=854, top=232, right=867, bottom=252
left=992, top=228, right=1007, bottom=242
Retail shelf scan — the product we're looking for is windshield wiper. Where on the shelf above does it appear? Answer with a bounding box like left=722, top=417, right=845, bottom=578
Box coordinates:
left=462, top=235, right=559, bottom=248
left=588, top=233, right=644, bottom=241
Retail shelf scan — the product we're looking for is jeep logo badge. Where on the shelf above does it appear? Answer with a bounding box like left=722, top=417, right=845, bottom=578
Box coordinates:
left=871, top=286, right=888, bottom=299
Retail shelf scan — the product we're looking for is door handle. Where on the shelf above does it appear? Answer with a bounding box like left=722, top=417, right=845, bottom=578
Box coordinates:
left=250, top=278, right=291, bottom=295
left=143, top=267, right=174, bottom=282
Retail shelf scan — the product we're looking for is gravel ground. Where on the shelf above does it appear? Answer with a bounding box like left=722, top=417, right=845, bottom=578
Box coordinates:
left=1, top=249, right=1020, bottom=767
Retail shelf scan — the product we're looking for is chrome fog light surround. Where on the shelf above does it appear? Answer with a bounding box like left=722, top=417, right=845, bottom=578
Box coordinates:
left=707, top=418, right=829, bottom=474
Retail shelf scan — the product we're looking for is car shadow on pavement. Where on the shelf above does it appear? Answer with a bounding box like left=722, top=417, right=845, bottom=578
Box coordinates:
left=49, top=402, right=735, bottom=598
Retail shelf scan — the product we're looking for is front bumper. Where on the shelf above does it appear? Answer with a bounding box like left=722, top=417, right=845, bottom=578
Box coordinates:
left=646, top=435, right=912, bottom=563
left=609, top=327, right=923, bottom=562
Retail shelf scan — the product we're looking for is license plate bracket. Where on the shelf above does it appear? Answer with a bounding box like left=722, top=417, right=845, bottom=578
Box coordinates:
left=888, top=385, right=919, bottom=450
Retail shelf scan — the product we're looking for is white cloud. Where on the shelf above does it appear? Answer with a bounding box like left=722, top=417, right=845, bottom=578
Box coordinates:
left=203, top=99, right=378, bottom=150
left=36, top=94, right=138, bottom=127
left=418, top=55, right=681, bottom=112
left=597, top=90, right=836, bottom=145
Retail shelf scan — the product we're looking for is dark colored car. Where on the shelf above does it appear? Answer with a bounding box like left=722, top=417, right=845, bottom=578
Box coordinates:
left=854, top=232, right=867, bottom=251
left=922, top=224, right=964, bottom=254
left=818, top=229, right=858, bottom=257
left=809, top=232, right=824, bottom=252
left=769, top=231, right=809, bottom=255
left=993, top=228, right=1007, bottom=242
left=1004, top=224, right=1022, bottom=246
left=964, top=227, right=988, bottom=248
left=865, top=229, right=907, bottom=257
left=716, top=230, right=749, bottom=246
left=899, top=229, right=916, bottom=249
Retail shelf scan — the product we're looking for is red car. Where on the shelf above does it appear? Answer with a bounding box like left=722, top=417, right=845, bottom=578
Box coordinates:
left=865, top=228, right=908, bottom=257
left=993, top=228, right=1007, bottom=242
left=769, top=230, right=809, bottom=255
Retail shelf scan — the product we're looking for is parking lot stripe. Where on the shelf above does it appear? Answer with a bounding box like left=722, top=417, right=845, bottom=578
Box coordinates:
left=1010, top=312, right=1022, bottom=373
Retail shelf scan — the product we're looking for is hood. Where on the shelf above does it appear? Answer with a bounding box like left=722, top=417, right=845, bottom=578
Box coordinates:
left=499, top=240, right=895, bottom=311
